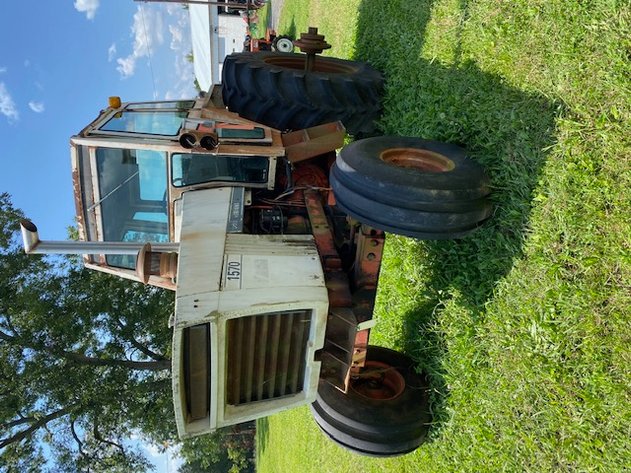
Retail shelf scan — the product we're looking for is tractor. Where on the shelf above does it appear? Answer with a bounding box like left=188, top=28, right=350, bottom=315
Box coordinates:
left=20, top=28, right=491, bottom=456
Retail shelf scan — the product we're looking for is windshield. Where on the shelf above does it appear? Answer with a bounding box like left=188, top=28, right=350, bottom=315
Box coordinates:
left=100, top=110, right=188, bottom=136
left=95, top=148, right=168, bottom=268
left=123, top=100, right=195, bottom=110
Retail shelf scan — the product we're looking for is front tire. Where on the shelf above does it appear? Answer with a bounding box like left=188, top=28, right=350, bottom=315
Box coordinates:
left=331, top=136, right=493, bottom=239
left=310, top=346, right=431, bottom=457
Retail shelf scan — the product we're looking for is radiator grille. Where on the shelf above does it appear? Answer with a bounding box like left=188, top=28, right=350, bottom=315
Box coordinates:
left=226, top=310, right=312, bottom=406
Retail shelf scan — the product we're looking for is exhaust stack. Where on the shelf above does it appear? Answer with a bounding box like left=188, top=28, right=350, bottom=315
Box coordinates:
left=20, top=220, right=179, bottom=255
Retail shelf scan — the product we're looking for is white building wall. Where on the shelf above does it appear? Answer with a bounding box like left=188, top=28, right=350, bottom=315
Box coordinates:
left=190, top=5, right=246, bottom=92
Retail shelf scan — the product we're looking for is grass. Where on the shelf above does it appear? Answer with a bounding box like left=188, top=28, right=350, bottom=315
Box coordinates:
left=248, top=2, right=270, bottom=38
left=260, top=0, right=631, bottom=471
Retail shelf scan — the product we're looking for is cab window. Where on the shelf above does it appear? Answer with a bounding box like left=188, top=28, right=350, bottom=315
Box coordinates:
left=100, top=110, right=188, bottom=136
left=171, top=154, right=268, bottom=187
left=95, top=148, right=168, bottom=268
left=124, top=101, right=195, bottom=110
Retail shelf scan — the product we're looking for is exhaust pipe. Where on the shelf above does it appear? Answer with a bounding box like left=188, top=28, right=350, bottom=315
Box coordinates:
left=20, top=220, right=179, bottom=255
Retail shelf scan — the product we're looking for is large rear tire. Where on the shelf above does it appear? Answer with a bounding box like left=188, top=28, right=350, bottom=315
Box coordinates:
left=221, top=52, right=383, bottom=135
left=310, top=346, right=431, bottom=457
left=331, top=136, right=493, bottom=239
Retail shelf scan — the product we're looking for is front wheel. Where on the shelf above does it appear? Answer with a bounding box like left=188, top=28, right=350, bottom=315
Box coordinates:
left=310, top=346, right=431, bottom=457
left=331, top=136, right=493, bottom=239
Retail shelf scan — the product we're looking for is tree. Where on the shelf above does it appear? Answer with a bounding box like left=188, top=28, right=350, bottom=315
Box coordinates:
left=0, top=193, right=176, bottom=471
left=177, top=424, right=255, bottom=473
left=0, top=193, right=256, bottom=472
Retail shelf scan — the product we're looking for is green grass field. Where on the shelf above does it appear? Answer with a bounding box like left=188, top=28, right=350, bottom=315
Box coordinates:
left=259, top=1, right=630, bottom=471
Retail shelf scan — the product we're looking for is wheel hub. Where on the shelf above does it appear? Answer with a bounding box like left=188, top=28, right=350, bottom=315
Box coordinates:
left=276, top=38, right=294, bottom=53
left=350, top=361, right=405, bottom=401
left=380, top=148, right=455, bottom=173
left=293, top=27, right=332, bottom=72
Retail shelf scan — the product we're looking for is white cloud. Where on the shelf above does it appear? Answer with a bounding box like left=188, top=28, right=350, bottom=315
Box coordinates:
left=108, top=43, right=117, bottom=62
left=0, top=67, right=6, bottom=74
left=163, top=8, right=196, bottom=99
left=165, top=3, right=181, bottom=16
left=134, top=438, right=182, bottom=473
left=168, top=24, right=183, bottom=50
left=116, top=7, right=164, bottom=78
left=164, top=86, right=190, bottom=100
left=74, top=0, right=100, bottom=20
left=28, top=101, right=45, bottom=113
left=116, top=56, right=136, bottom=77
left=144, top=442, right=162, bottom=458
left=0, top=82, right=19, bottom=122
left=164, top=51, right=195, bottom=100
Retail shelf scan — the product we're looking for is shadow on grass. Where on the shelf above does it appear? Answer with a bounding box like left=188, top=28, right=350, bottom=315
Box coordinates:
left=256, top=417, right=270, bottom=456
left=354, top=0, right=559, bottom=436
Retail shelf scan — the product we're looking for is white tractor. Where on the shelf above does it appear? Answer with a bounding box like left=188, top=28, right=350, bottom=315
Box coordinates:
left=21, top=29, right=491, bottom=456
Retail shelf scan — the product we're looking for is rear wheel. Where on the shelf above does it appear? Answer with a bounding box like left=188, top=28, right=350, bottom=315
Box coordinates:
left=310, top=346, right=431, bottom=457
left=221, top=52, right=383, bottom=135
left=331, top=136, right=493, bottom=239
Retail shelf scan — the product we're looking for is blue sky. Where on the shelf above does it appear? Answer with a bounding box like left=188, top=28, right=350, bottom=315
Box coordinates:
left=0, top=0, right=197, bottom=241
left=0, top=1, right=196, bottom=470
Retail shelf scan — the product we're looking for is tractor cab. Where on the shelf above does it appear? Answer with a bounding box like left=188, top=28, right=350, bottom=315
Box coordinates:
left=71, top=94, right=284, bottom=288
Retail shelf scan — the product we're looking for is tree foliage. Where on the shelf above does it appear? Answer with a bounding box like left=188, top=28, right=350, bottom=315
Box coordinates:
left=0, top=193, right=256, bottom=472
left=0, top=193, right=175, bottom=471
left=178, top=423, right=255, bottom=473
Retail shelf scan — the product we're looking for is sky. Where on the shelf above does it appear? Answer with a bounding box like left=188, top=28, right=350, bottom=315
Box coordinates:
left=0, top=1, right=197, bottom=470
left=0, top=0, right=198, bottom=242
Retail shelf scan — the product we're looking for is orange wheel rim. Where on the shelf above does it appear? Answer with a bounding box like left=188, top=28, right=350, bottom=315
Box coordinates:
left=380, top=148, right=455, bottom=173
left=350, top=361, right=406, bottom=401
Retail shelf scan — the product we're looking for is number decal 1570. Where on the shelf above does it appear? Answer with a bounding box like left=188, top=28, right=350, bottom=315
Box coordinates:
left=224, top=255, right=242, bottom=290
left=226, top=260, right=241, bottom=280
